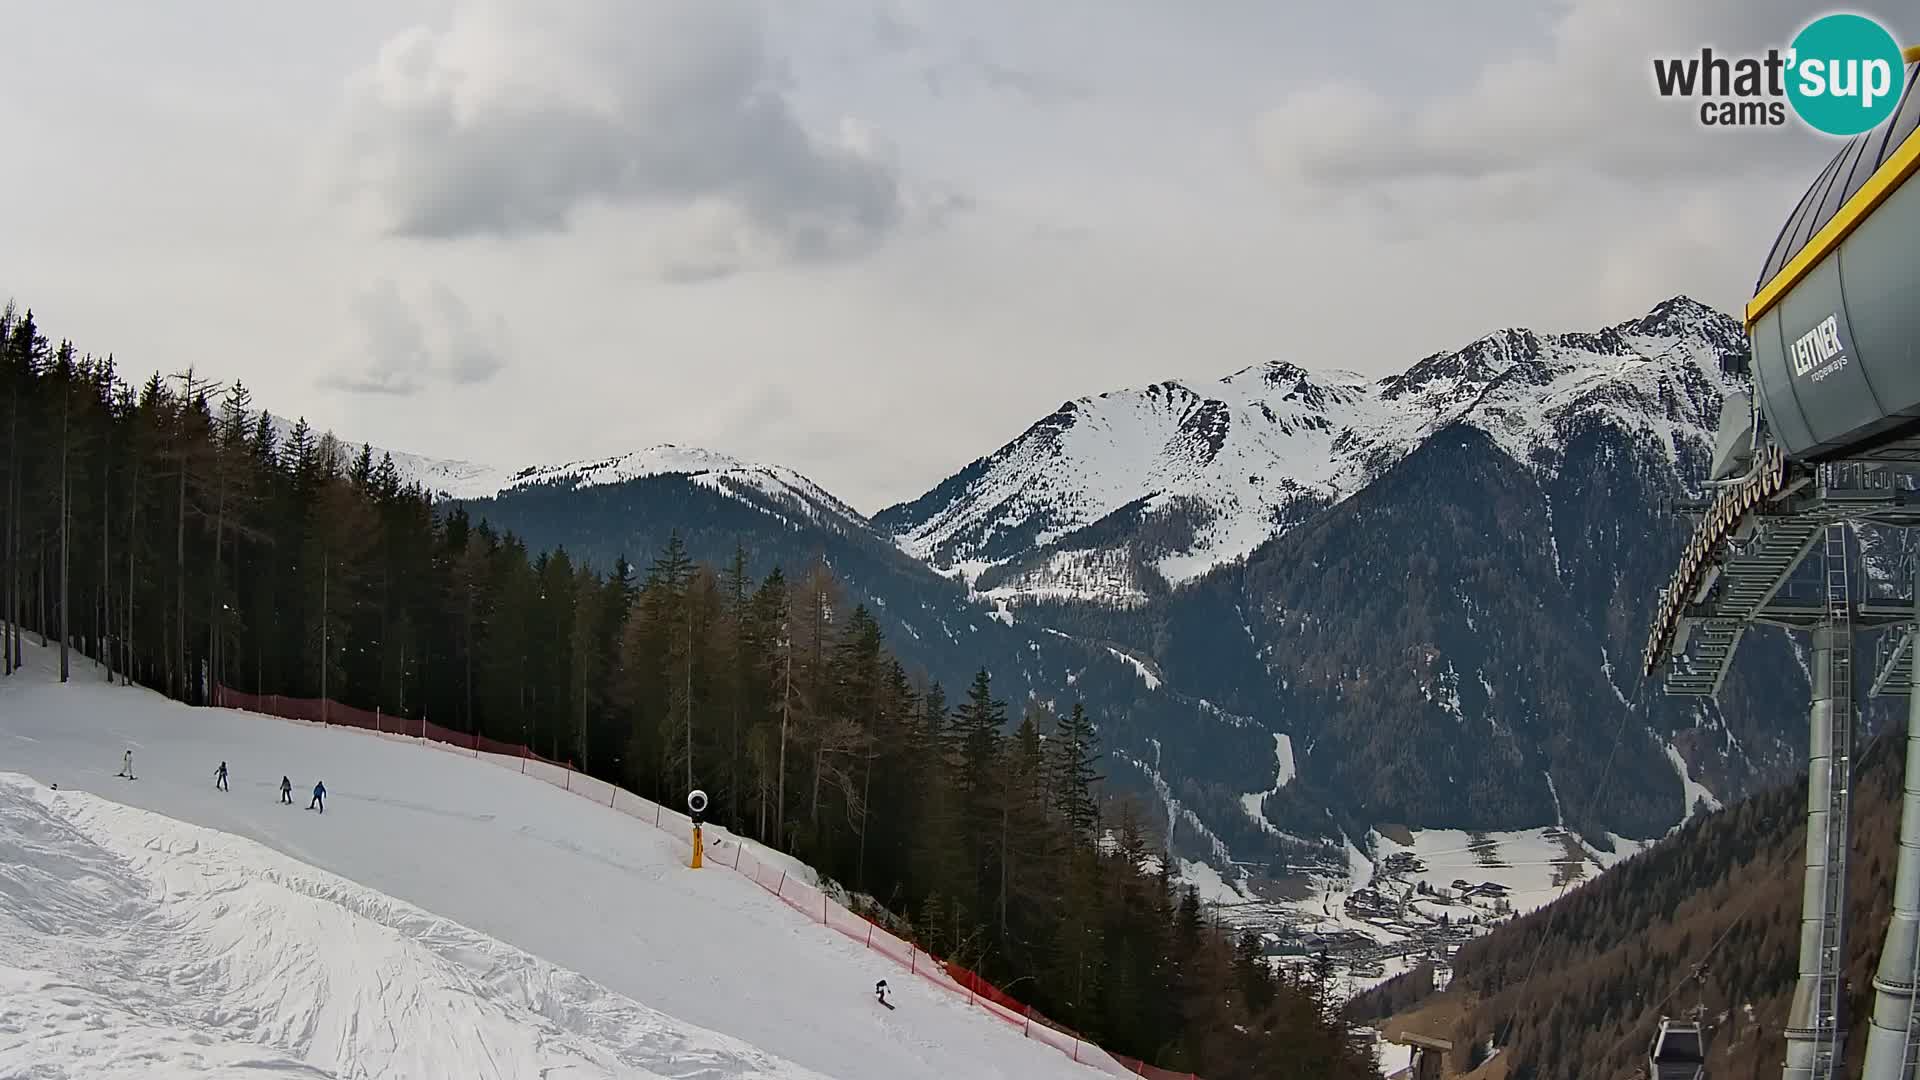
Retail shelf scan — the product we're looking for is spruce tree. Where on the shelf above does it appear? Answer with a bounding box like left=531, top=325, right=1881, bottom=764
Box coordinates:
left=0, top=302, right=1379, bottom=1080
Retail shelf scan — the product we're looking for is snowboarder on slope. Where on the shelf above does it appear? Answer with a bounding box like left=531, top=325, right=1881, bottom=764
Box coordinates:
left=280, top=776, right=293, bottom=804
left=875, top=980, right=893, bottom=1009
left=215, top=761, right=228, bottom=792
left=308, top=780, right=325, bottom=813
left=117, top=749, right=135, bottom=779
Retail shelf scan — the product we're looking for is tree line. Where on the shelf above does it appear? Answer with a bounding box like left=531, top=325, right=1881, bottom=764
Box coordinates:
left=1347, top=728, right=1911, bottom=1079
left=0, top=303, right=1378, bottom=1078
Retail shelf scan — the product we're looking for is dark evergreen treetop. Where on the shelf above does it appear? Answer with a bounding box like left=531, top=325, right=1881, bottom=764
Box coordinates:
left=0, top=303, right=1375, bottom=1078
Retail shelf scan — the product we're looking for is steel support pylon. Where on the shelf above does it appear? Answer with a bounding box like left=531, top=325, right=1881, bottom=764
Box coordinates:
left=1784, top=524, right=1855, bottom=1080
left=1862, top=560, right=1920, bottom=1080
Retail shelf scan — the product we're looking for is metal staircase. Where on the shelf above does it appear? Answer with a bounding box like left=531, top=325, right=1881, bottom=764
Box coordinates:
left=1876, top=629, right=1917, bottom=698
left=1663, top=516, right=1824, bottom=696
left=1657, top=467, right=1920, bottom=697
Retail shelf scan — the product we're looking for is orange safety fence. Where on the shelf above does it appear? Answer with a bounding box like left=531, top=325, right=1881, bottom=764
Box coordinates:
left=209, top=684, right=1198, bottom=1079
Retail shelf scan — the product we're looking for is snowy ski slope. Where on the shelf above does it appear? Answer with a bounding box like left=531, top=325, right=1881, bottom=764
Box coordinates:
left=0, top=641, right=1111, bottom=1080
left=0, top=773, right=826, bottom=1079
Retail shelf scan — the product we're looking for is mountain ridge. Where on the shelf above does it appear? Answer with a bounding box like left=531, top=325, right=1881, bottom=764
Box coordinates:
left=871, top=294, right=1743, bottom=607
left=298, top=294, right=1808, bottom=906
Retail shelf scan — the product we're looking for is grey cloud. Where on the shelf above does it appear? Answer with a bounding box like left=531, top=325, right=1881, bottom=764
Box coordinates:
left=871, top=5, right=920, bottom=51
left=324, top=280, right=508, bottom=397
left=338, top=0, right=906, bottom=273
left=869, top=4, right=1084, bottom=105
left=919, top=56, right=1086, bottom=105
left=967, top=52, right=1087, bottom=106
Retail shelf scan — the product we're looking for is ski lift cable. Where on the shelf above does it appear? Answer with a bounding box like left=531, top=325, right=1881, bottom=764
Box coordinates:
left=1592, top=723, right=1899, bottom=1068
left=1595, top=883, right=1766, bottom=1067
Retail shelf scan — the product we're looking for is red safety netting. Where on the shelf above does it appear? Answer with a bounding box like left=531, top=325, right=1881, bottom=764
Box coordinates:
left=1105, top=1052, right=1200, bottom=1079
left=209, top=682, right=1196, bottom=1079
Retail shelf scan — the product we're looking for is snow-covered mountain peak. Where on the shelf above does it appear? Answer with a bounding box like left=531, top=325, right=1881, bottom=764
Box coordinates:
left=498, top=445, right=869, bottom=526
left=257, top=414, right=864, bottom=529
left=876, top=297, right=1746, bottom=601
left=1624, top=294, right=1739, bottom=341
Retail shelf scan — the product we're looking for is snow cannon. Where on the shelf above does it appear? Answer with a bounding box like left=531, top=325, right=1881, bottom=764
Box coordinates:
left=1741, top=54, right=1920, bottom=468
left=687, top=789, right=708, bottom=869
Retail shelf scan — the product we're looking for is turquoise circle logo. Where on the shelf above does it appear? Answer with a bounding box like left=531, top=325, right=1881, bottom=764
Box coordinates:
left=1786, top=13, right=1907, bottom=136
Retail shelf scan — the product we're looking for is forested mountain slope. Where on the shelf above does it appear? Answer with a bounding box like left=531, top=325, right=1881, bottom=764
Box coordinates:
left=392, top=299, right=1857, bottom=885
left=0, top=303, right=1377, bottom=1080
left=1356, top=731, right=1910, bottom=1080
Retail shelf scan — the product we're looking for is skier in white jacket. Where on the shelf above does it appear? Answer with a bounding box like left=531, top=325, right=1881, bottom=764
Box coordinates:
left=117, top=749, right=135, bottom=779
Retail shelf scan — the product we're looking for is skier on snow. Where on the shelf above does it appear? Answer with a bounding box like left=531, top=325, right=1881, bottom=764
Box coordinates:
left=308, top=780, right=326, bottom=813
left=117, top=749, right=135, bottom=779
left=215, top=761, right=228, bottom=792
left=280, top=776, right=293, bottom=804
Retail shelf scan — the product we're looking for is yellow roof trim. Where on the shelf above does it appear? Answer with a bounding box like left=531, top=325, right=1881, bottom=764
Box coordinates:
left=1747, top=96, right=1920, bottom=329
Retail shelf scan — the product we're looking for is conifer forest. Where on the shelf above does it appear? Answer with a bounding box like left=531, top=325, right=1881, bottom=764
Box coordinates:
left=0, top=304, right=1378, bottom=1078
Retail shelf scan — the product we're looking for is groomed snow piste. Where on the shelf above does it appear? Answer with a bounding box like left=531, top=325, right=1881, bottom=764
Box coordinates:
left=0, top=641, right=1111, bottom=1080
left=0, top=772, right=826, bottom=1080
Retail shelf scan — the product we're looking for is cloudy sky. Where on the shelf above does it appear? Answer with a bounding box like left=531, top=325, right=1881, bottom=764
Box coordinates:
left=2, top=0, right=1906, bottom=511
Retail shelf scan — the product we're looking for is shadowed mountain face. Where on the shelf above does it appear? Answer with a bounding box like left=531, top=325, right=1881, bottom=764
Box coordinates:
left=390, top=296, right=1852, bottom=887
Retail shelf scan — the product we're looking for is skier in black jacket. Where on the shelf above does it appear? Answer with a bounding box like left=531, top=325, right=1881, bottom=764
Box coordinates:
left=280, top=776, right=293, bottom=804
left=308, top=780, right=326, bottom=813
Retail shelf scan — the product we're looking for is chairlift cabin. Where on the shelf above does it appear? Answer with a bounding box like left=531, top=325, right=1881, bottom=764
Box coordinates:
left=1648, top=1018, right=1706, bottom=1080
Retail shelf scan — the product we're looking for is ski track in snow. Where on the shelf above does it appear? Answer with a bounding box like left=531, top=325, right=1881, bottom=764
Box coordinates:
left=0, top=773, right=823, bottom=1080
left=0, top=641, right=1113, bottom=1080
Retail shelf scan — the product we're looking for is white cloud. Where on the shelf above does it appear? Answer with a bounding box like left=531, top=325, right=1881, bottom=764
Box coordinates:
left=335, top=0, right=909, bottom=276
left=325, top=280, right=509, bottom=396
left=1253, top=0, right=1908, bottom=195
left=2, top=0, right=1903, bottom=512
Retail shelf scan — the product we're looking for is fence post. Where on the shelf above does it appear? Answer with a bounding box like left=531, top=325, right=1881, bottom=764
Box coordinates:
left=1072, top=1039, right=1079, bottom=1063
left=654, top=805, right=661, bottom=827
left=822, top=894, right=828, bottom=925
left=565, top=769, right=571, bottom=792
left=375, top=707, right=381, bottom=733
left=866, top=923, right=873, bottom=949
left=733, top=843, right=743, bottom=870
left=911, top=948, right=917, bottom=975
left=778, top=871, right=786, bottom=895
